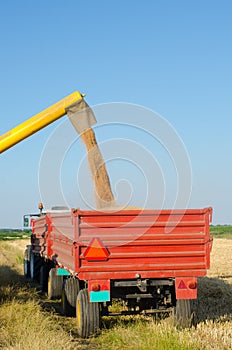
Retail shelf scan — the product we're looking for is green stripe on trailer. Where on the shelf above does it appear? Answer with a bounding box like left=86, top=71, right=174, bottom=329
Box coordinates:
left=56, top=268, right=70, bottom=276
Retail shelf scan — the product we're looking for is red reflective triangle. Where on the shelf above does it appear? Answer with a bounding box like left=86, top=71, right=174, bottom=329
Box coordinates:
left=84, top=238, right=109, bottom=261
left=178, top=280, right=187, bottom=289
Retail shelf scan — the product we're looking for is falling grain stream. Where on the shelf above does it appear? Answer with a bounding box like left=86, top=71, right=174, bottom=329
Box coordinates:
left=80, top=128, right=115, bottom=209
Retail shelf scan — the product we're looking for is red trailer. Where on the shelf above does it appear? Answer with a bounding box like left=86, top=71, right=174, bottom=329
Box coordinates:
left=24, top=206, right=213, bottom=338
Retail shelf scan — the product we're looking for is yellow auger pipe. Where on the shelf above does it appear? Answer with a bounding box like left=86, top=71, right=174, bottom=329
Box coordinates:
left=0, top=91, right=83, bottom=154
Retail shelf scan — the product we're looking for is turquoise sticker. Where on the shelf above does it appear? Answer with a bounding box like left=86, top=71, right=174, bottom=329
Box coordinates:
left=90, top=290, right=110, bottom=302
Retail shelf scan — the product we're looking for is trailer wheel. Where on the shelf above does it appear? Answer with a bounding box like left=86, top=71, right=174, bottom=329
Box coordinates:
left=61, top=278, right=80, bottom=317
left=30, top=250, right=42, bottom=282
left=47, top=268, right=63, bottom=299
left=76, top=289, right=100, bottom=338
left=40, top=265, right=49, bottom=292
left=23, top=245, right=31, bottom=278
left=174, top=299, right=194, bottom=328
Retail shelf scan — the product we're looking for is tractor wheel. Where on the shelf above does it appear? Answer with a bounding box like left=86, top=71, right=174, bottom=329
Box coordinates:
left=30, top=250, right=42, bottom=282
left=76, top=289, right=100, bottom=338
left=23, top=245, right=31, bottom=278
left=61, top=277, right=80, bottom=317
left=174, top=299, right=194, bottom=328
left=47, top=268, right=63, bottom=300
left=40, top=264, right=50, bottom=292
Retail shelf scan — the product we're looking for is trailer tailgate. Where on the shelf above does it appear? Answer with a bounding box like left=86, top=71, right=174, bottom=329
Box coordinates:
left=75, top=207, right=212, bottom=280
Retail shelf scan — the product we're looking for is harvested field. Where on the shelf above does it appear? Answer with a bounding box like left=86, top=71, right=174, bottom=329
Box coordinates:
left=0, top=238, right=232, bottom=349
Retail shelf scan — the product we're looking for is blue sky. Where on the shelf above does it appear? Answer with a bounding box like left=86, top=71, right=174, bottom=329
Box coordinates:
left=0, top=0, right=231, bottom=227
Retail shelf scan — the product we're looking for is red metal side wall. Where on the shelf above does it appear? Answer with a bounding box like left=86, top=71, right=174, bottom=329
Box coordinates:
left=46, top=211, right=76, bottom=272
left=31, top=215, right=47, bottom=255
left=75, top=208, right=212, bottom=280
left=32, top=208, right=212, bottom=281
left=32, top=211, right=75, bottom=271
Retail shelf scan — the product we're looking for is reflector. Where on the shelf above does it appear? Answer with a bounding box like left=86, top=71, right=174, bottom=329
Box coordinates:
left=178, top=280, right=187, bottom=289
left=84, top=238, right=109, bottom=261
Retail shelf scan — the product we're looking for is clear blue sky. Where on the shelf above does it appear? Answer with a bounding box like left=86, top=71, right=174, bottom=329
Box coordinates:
left=0, top=0, right=231, bottom=227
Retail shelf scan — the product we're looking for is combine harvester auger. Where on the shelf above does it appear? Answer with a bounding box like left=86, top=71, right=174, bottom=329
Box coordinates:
left=0, top=91, right=115, bottom=207
left=0, top=91, right=84, bottom=153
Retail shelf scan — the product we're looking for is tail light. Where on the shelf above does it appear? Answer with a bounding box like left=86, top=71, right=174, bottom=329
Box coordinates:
left=91, top=283, right=100, bottom=292
left=188, top=281, right=197, bottom=289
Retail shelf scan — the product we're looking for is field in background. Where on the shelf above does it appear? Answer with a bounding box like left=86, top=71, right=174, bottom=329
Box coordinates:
left=0, top=228, right=232, bottom=349
left=210, top=225, right=232, bottom=239
left=0, top=229, right=31, bottom=240
left=0, top=225, right=231, bottom=241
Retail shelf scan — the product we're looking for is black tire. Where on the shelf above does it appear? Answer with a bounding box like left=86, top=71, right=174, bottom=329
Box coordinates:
left=47, top=268, right=63, bottom=300
left=61, top=278, right=80, bottom=317
left=174, top=299, right=194, bottom=328
left=76, top=289, right=100, bottom=338
left=30, top=250, right=42, bottom=282
left=61, top=285, right=75, bottom=317
left=23, top=245, right=31, bottom=278
left=40, top=265, right=49, bottom=292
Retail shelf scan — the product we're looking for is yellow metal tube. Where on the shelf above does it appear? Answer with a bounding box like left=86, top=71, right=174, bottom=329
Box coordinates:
left=0, top=91, right=83, bottom=154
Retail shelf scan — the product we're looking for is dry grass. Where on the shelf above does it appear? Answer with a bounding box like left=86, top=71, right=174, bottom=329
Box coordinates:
left=0, top=240, right=92, bottom=350
left=98, top=239, right=232, bottom=349
left=0, top=301, right=79, bottom=349
left=97, top=317, right=201, bottom=350
left=0, top=239, right=232, bottom=349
